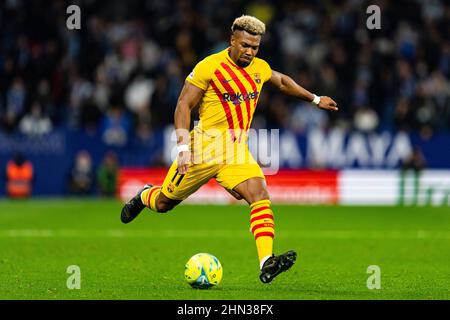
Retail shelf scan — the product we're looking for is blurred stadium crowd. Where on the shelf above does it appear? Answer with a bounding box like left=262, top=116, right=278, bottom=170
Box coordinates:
left=1, top=0, right=450, bottom=148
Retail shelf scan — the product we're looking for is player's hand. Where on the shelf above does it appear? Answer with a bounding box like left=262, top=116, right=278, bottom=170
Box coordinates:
left=177, top=151, right=191, bottom=174
left=318, top=96, right=338, bottom=111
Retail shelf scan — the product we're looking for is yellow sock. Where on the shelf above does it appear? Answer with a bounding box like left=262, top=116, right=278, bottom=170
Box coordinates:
left=249, top=199, right=274, bottom=268
left=140, top=186, right=161, bottom=212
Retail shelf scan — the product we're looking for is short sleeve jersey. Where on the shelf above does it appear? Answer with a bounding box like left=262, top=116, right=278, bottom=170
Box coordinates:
left=186, top=48, right=272, bottom=138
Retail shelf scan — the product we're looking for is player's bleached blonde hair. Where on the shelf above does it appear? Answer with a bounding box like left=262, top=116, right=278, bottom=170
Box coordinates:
left=231, top=15, right=266, bottom=36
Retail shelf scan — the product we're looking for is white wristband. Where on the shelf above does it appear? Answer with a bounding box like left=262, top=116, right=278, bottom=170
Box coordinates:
left=311, top=94, right=321, bottom=105
left=177, top=144, right=190, bottom=153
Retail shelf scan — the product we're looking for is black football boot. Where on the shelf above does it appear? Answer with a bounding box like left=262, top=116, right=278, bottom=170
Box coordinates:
left=259, top=250, right=297, bottom=284
left=120, top=184, right=152, bottom=224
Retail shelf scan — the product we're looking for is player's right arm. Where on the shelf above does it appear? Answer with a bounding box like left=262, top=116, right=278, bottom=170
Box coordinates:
left=175, top=57, right=213, bottom=174
left=174, top=82, right=205, bottom=174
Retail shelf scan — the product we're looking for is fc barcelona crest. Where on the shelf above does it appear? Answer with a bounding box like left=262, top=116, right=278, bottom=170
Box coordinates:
left=254, top=73, right=261, bottom=84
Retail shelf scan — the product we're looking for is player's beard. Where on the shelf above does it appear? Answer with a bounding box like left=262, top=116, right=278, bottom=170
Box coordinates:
left=237, top=56, right=252, bottom=67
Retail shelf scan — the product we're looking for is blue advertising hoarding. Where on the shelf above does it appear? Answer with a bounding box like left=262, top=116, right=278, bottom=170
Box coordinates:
left=0, top=127, right=448, bottom=196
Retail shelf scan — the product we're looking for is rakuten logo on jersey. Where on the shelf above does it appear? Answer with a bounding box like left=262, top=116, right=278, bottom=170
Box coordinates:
left=223, top=91, right=259, bottom=105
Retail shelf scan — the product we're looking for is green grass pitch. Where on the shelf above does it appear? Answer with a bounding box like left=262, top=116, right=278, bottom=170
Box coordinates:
left=0, top=199, right=449, bottom=300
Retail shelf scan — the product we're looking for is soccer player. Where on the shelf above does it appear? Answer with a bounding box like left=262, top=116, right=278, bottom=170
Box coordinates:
left=121, top=15, right=338, bottom=283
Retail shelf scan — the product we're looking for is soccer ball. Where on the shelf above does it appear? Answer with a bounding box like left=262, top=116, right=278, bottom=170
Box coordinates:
left=184, top=253, right=223, bottom=289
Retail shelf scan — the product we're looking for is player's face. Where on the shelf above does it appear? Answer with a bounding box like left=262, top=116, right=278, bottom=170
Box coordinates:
left=230, top=31, right=261, bottom=67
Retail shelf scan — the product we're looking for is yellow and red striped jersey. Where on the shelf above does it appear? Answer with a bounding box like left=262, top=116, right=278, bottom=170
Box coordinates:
left=186, top=47, right=272, bottom=143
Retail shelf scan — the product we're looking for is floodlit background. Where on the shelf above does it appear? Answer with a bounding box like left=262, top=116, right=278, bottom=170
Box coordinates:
left=0, top=0, right=449, bottom=300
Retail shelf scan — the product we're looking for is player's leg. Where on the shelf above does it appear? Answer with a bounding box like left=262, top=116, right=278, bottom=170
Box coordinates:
left=216, top=162, right=273, bottom=264
left=120, top=184, right=182, bottom=224
left=216, top=155, right=297, bottom=283
left=232, top=177, right=273, bottom=264
left=233, top=177, right=297, bottom=283
left=121, top=160, right=216, bottom=223
left=141, top=185, right=182, bottom=213
left=121, top=160, right=183, bottom=223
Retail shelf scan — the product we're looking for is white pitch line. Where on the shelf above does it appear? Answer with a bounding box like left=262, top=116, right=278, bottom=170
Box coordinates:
left=0, top=229, right=449, bottom=239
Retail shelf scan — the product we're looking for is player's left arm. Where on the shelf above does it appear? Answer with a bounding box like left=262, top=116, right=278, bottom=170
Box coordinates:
left=268, top=70, right=338, bottom=111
